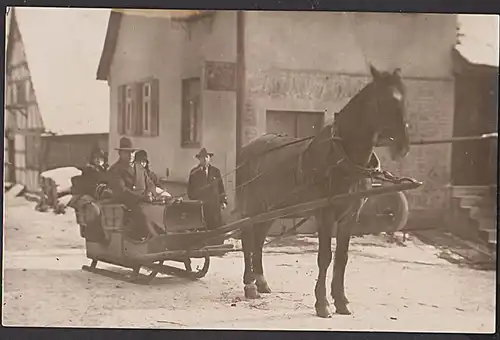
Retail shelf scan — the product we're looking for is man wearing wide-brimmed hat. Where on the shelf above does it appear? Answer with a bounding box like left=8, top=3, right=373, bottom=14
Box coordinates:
left=187, top=148, right=228, bottom=243
left=107, top=137, right=162, bottom=239
left=107, top=137, right=139, bottom=201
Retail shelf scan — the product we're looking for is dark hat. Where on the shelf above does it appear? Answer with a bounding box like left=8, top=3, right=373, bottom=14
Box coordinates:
left=90, top=146, right=105, bottom=160
left=115, top=137, right=137, bottom=151
left=195, top=148, right=214, bottom=159
left=134, top=149, right=148, bottom=162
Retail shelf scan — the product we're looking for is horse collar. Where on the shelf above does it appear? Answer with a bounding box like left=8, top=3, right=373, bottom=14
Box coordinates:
left=329, top=120, right=380, bottom=179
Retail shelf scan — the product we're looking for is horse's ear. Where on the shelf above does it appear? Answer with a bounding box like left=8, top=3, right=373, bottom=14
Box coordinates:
left=369, top=64, right=381, bottom=80
left=393, top=68, right=402, bottom=78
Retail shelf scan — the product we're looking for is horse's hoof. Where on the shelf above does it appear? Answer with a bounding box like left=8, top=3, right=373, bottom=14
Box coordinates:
left=315, top=304, right=332, bottom=318
left=256, top=282, right=272, bottom=294
left=335, top=304, right=352, bottom=315
left=244, top=284, right=260, bottom=299
left=333, top=294, right=349, bottom=305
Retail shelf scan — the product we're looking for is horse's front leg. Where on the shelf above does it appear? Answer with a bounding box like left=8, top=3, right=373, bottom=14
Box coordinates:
left=331, top=220, right=353, bottom=315
left=252, top=221, right=273, bottom=294
left=241, top=229, right=259, bottom=299
left=314, top=210, right=334, bottom=318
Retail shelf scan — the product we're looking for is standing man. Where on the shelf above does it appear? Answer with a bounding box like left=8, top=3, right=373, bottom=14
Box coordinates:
left=187, top=148, right=228, bottom=243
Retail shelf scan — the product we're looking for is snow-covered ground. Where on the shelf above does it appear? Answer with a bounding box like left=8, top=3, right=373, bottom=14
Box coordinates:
left=2, top=196, right=496, bottom=332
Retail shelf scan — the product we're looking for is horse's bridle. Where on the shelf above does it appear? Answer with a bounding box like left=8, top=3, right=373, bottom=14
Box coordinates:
left=327, top=115, right=416, bottom=186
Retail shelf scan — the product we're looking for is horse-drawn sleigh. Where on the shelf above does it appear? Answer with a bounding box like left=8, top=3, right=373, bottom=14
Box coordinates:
left=75, top=65, right=430, bottom=318
left=77, top=177, right=421, bottom=282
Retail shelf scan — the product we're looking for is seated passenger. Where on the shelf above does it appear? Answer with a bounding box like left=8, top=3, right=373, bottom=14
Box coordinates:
left=134, top=149, right=174, bottom=200
left=68, top=146, right=110, bottom=241
left=108, top=138, right=174, bottom=240
left=70, top=147, right=111, bottom=199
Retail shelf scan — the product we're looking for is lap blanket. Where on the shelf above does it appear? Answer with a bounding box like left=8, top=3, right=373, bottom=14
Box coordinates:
left=69, top=195, right=107, bottom=244
left=136, top=203, right=167, bottom=236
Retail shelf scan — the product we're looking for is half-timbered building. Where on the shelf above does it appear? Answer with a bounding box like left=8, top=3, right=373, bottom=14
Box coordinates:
left=4, top=7, right=110, bottom=191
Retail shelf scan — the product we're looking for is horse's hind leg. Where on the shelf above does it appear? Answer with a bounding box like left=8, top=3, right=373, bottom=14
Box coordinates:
left=241, top=228, right=259, bottom=299
left=252, top=221, right=273, bottom=294
left=331, top=221, right=353, bottom=315
left=314, top=210, right=334, bottom=318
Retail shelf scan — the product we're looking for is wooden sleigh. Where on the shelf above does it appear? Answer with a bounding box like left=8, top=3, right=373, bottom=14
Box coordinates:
left=78, top=199, right=234, bottom=284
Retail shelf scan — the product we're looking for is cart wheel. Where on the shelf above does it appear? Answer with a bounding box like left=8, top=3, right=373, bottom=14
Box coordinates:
left=373, top=191, right=409, bottom=233
left=187, top=255, right=210, bottom=280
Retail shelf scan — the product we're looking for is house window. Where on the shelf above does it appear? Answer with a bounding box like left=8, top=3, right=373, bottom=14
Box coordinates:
left=181, top=78, right=202, bottom=148
left=125, top=86, right=133, bottom=134
left=118, top=79, right=159, bottom=137
left=142, top=83, right=151, bottom=133
left=10, top=80, right=28, bottom=105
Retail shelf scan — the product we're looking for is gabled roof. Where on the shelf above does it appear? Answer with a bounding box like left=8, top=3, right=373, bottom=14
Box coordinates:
left=7, top=7, right=111, bottom=135
left=5, top=8, right=11, bottom=55
left=5, top=9, right=14, bottom=131
left=456, top=14, right=499, bottom=68
left=96, top=9, right=210, bottom=81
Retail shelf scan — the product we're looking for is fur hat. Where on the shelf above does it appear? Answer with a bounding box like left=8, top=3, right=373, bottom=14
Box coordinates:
left=90, top=146, right=105, bottom=160
left=134, top=149, right=148, bottom=162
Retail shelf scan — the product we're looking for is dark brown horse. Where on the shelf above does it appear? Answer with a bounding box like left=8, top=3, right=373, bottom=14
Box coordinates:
left=235, top=65, right=410, bottom=318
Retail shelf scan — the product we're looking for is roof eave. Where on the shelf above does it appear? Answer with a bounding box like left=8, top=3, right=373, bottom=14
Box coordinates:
left=96, top=11, right=122, bottom=81
left=95, top=10, right=214, bottom=81
left=452, top=47, right=498, bottom=76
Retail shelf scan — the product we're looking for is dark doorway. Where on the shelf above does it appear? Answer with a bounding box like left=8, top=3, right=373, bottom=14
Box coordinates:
left=266, top=110, right=325, bottom=235
left=451, top=68, right=498, bottom=186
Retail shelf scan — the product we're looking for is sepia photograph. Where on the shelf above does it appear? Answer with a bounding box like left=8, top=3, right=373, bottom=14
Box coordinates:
left=2, top=7, right=498, bottom=332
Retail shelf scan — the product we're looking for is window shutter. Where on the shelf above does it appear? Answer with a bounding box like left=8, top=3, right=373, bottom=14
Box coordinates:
left=128, top=85, right=136, bottom=135
left=181, top=79, right=189, bottom=145
left=117, top=85, right=125, bottom=134
left=134, top=82, right=143, bottom=136
left=151, top=79, right=160, bottom=137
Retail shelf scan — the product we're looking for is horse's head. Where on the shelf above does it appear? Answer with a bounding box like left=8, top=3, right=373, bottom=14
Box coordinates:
left=368, top=65, right=410, bottom=161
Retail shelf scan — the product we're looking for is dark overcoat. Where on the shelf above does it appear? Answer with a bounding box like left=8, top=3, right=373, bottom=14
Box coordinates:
left=72, top=163, right=108, bottom=197
left=69, top=164, right=109, bottom=243
left=107, top=160, right=145, bottom=205
left=107, top=160, right=164, bottom=238
left=187, top=164, right=227, bottom=230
